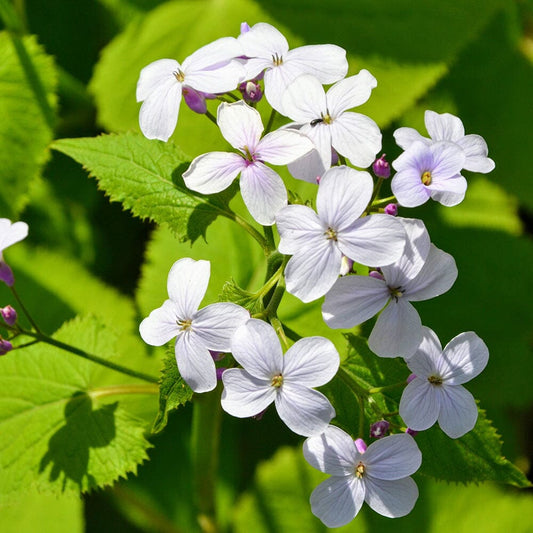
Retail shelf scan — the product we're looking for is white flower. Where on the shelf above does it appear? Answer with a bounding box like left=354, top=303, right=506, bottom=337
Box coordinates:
left=183, top=101, right=314, bottom=225
left=304, top=427, right=422, bottom=527
left=238, top=22, right=348, bottom=114
left=281, top=71, right=382, bottom=179
left=139, top=258, right=249, bottom=393
left=0, top=218, right=28, bottom=286
left=221, top=319, right=339, bottom=437
left=136, top=37, right=245, bottom=141
left=276, top=166, right=406, bottom=303
left=322, top=218, right=458, bottom=358
left=399, top=327, right=489, bottom=438
left=394, top=110, right=495, bottom=174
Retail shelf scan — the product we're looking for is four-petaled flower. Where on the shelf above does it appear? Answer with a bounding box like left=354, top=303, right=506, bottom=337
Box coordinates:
left=221, top=319, right=339, bottom=436
left=399, top=327, right=489, bottom=438
left=0, top=218, right=29, bottom=286
left=139, top=258, right=249, bottom=393
left=304, top=426, right=422, bottom=527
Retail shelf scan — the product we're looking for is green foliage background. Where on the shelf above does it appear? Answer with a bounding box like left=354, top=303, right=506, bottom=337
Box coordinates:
left=0, top=0, right=532, bottom=531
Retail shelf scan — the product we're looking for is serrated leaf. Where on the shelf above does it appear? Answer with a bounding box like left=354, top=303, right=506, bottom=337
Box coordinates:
left=219, top=278, right=264, bottom=315
left=152, top=350, right=193, bottom=434
left=0, top=316, right=155, bottom=503
left=51, top=132, right=237, bottom=243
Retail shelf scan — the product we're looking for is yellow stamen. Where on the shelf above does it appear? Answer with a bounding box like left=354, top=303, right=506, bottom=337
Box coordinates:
left=355, top=461, right=365, bottom=478
left=428, top=375, right=443, bottom=386
left=421, top=171, right=432, bottom=186
left=271, top=374, right=284, bottom=388
left=177, top=319, right=192, bottom=331
left=325, top=227, right=338, bottom=241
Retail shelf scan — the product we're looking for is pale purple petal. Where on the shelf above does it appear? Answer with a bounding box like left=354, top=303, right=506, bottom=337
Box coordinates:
left=221, top=368, right=276, bottom=417
left=263, top=64, right=303, bottom=114
left=217, top=101, right=263, bottom=150
left=437, top=384, right=478, bottom=438
left=393, top=127, right=428, bottom=150
left=167, top=258, right=210, bottom=317
left=364, top=476, right=418, bottom=518
left=391, top=168, right=431, bottom=207
left=182, top=37, right=243, bottom=72
left=457, top=134, right=495, bottom=173
left=0, top=220, right=28, bottom=251
left=241, top=57, right=272, bottom=80
left=429, top=141, right=466, bottom=179
left=405, top=327, right=442, bottom=376
left=287, top=146, right=326, bottom=183
left=429, top=181, right=467, bottom=207
left=399, top=378, right=440, bottom=431
left=136, top=58, right=179, bottom=102
left=276, top=204, right=324, bottom=254
left=256, top=129, right=314, bottom=165
left=425, top=110, right=464, bottom=142
left=282, top=74, right=327, bottom=123
left=183, top=151, right=245, bottom=194
left=187, top=60, right=243, bottom=94
left=139, top=299, right=180, bottom=346
left=175, top=331, right=217, bottom=393
left=283, top=337, right=339, bottom=386
left=239, top=163, right=288, bottom=225
left=327, top=70, right=377, bottom=116
left=369, top=299, right=422, bottom=358
left=284, top=44, right=348, bottom=84
left=238, top=22, right=289, bottom=59
left=299, top=122, right=334, bottom=169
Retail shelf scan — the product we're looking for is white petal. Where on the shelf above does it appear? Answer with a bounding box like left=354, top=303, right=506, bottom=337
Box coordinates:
left=437, top=385, right=478, bottom=438
left=221, top=368, right=276, bottom=417
left=364, top=433, right=422, bottom=480
left=406, top=326, right=442, bottom=374
left=0, top=220, right=28, bottom=251
left=139, top=299, right=179, bottom=346
left=238, top=22, right=289, bottom=59
left=282, top=74, right=327, bottom=123
left=393, top=127, right=428, bottom=150
left=136, top=58, right=179, bottom=102
left=425, top=110, right=465, bottom=142
left=276, top=204, right=324, bottom=254
left=304, top=425, right=359, bottom=475
left=322, top=275, right=389, bottom=329
left=369, top=299, right=422, bottom=358
left=287, top=146, right=326, bottom=183
left=331, top=112, right=382, bottom=168
left=239, top=163, right=287, bottom=225
left=310, top=476, right=364, bottom=528
left=185, top=60, right=245, bottom=93
left=429, top=141, right=466, bottom=179
left=183, top=37, right=242, bottom=71
left=167, top=258, right=210, bottom=317
left=429, top=182, right=467, bottom=207
left=457, top=134, right=495, bottom=173
left=183, top=151, right=245, bottom=194
left=231, top=319, right=283, bottom=379
left=391, top=168, right=431, bottom=207
left=299, top=122, right=334, bottom=169
left=327, top=70, right=377, bottom=116
left=241, top=57, right=272, bottom=80
left=138, top=77, right=182, bottom=141
left=217, top=101, right=263, bottom=150
left=364, top=476, right=418, bottom=518
left=192, top=302, right=249, bottom=351
left=175, top=331, right=216, bottom=393
left=283, top=337, right=340, bottom=386
left=263, top=65, right=302, bottom=114
left=439, top=332, right=489, bottom=385
left=256, top=129, right=314, bottom=165
left=276, top=384, right=335, bottom=436
left=285, top=44, right=348, bottom=84
left=399, top=378, right=440, bottom=431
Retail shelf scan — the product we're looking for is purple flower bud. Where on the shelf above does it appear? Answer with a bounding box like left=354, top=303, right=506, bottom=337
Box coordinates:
left=216, top=367, right=226, bottom=381
left=384, top=203, right=398, bottom=216
left=0, top=338, right=13, bottom=355
left=240, top=21, right=251, bottom=34
left=0, top=261, right=15, bottom=286
left=368, top=270, right=385, bottom=281
left=239, top=80, right=263, bottom=104
left=1, top=305, right=17, bottom=326
left=372, top=154, right=391, bottom=179
left=354, top=438, right=367, bottom=454
left=182, top=87, right=207, bottom=114
left=331, top=149, right=339, bottom=167
left=370, top=420, right=390, bottom=439
left=406, top=427, right=418, bottom=437
left=339, top=256, right=354, bottom=276
left=407, top=373, right=417, bottom=384
left=209, top=350, right=225, bottom=361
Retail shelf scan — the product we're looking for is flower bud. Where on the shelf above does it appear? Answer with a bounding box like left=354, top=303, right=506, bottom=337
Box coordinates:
left=240, top=21, right=251, bottom=34
left=368, top=270, right=385, bottom=281
left=354, top=438, right=367, bottom=454
left=339, top=256, right=354, bottom=276
left=406, top=427, right=418, bottom=437
left=384, top=203, right=398, bottom=216
left=370, top=420, right=390, bottom=439
left=372, top=154, right=390, bottom=179
left=0, top=261, right=15, bottom=286
left=216, top=367, right=226, bottom=381
left=407, top=373, right=417, bottom=384
left=210, top=350, right=225, bottom=361
left=182, top=87, right=207, bottom=114
left=0, top=338, right=13, bottom=355
left=239, top=81, right=263, bottom=104
left=1, top=305, right=17, bottom=326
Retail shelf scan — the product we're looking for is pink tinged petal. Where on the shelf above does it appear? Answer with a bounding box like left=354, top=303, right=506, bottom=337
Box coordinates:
left=364, top=433, right=422, bottom=480
left=287, top=146, right=326, bottom=183
left=175, top=331, right=217, bottom=393
left=0, top=220, right=28, bottom=250
left=369, top=299, right=422, bottom=358
left=406, top=327, right=442, bottom=376
left=239, top=163, right=288, bottom=225
left=429, top=141, right=466, bottom=179
left=284, top=44, right=348, bottom=84
left=183, top=151, right=245, bottom=194
left=284, top=238, right=342, bottom=303
left=283, top=337, right=340, bottom=387
left=304, top=425, right=360, bottom=475
left=437, top=384, right=478, bottom=438
left=403, top=244, right=457, bottom=301
left=217, top=101, right=263, bottom=150
left=457, top=134, right=495, bottom=173
left=276, top=383, right=335, bottom=436
left=425, top=110, right=465, bottom=141
left=281, top=74, right=327, bottom=123
left=364, top=476, right=419, bottom=518
left=316, top=166, right=373, bottom=230
left=138, top=77, right=182, bottom=141
left=231, top=319, right=283, bottom=379
left=182, top=37, right=243, bottom=72
left=391, top=169, right=432, bottom=208
left=192, top=302, right=249, bottom=351
left=393, top=127, right=428, bottom=150
left=322, top=275, right=390, bottom=329
left=221, top=368, right=276, bottom=417
left=330, top=112, right=382, bottom=168
left=310, top=476, right=364, bottom=528
left=139, top=299, right=180, bottom=346
left=167, top=258, right=210, bottom=318
left=338, top=214, right=406, bottom=267
left=327, top=69, right=377, bottom=116
left=399, top=378, right=440, bottom=431
left=238, top=22, right=289, bottom=59
left=276, top=204, right=324, bottom=254
left=439, top=332, right=489, bottom=385
left=256, top=129, right=314, bottom=165
left=136, top=58, right=180, bottom=102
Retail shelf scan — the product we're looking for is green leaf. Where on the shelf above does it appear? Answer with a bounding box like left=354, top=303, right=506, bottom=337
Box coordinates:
left=51, top=132, right=237, bottom=243
left=219, top=278, right=265, bottom=315
left=0, top=316, right=154, bottom=503
left=152, top=349, right=193, bottom=434
left=0, top=31, right=57, bottom=217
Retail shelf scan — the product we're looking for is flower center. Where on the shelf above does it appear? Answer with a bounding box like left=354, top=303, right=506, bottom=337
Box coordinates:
left=271, top=53, right=283, bottom=66
left=388, top=286, right=404, bottom=301
left=177, top=319, right=192, bottom=331
left=173, top=69, right=185, bottom=83
left=428, top=375, right=443, bottom=386
left=243, top=145, right=255, bottom=162
left=271, top=374, right=284, bottom=388
left=355, top=461, right=366, bottom=479
left=421, top=170, right=432, bottom=186
left=325, top=227, right=338, bottom=241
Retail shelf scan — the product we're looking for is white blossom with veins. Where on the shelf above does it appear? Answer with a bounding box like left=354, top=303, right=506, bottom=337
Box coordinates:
left=136, top=37, right=245, bottom=141
left=276, top=165, right=406, bottom=303
left=221, top=319, right=339, bottom=437
left=322, top=218, right=458, bottom=358
left=238, top=22, right=348, bottom=114
left=304, top=427, right=422, bottom=527
left=183, top=101, right=314, bottom=225
left=399, top=327, right=489, bottom=438
left=139, top=258, right=249, bottom=393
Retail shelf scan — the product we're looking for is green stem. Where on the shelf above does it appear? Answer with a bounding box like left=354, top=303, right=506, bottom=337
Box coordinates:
left=372, top=195, right=397, bottom=207
left=263, top=225, right=276, bottom=250
left=338, top=154, right=347, bottom=166
left=204, top=110, right=218, bottom=125
left=0, top=0, right=24, bottom=33
left=368, top=177, right=384, bottom=209
left=191, top=386, right=222, bottom=533
left=221, top=211, right=270, bottom=253
left=368, top=381, right=407, bottom=395
left=10, top=286, right=42, bottom=334
left=264, top=108, right=277, bottom=134
left=89, top=383, right=159, bottom=399
left=270, top=316, right=289, bottom=350
left=337, top=366, right=369, bottom=397
left=225, top=91, right=240, bottom=102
